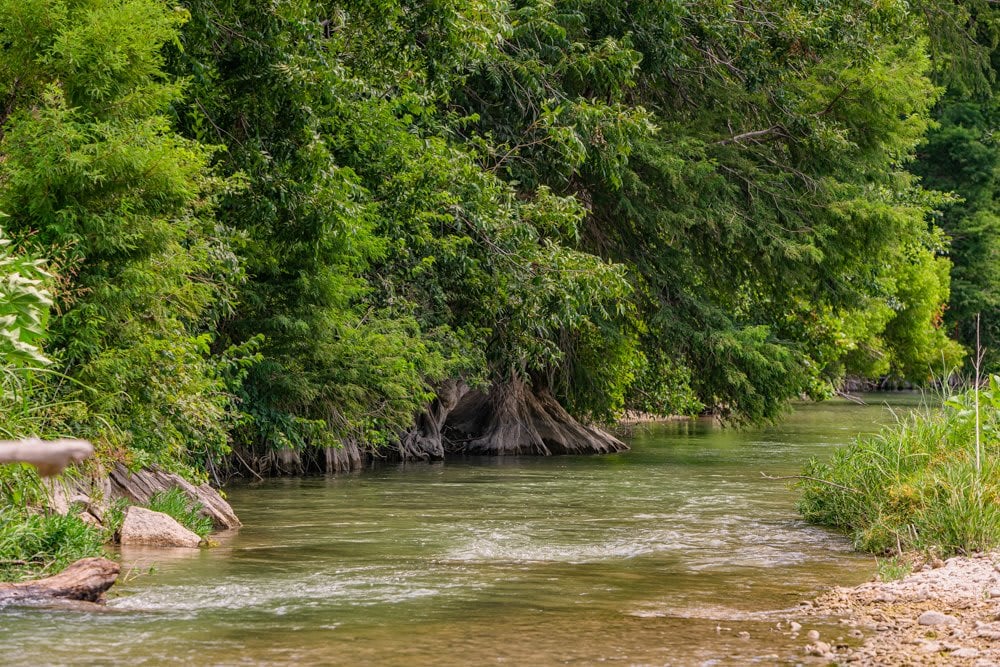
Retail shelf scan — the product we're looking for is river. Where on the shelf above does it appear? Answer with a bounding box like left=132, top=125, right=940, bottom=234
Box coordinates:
left=0, top=395, right=924, bottom=665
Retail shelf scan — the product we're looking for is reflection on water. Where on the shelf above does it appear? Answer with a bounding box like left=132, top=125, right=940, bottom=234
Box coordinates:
left=0, top=395, right=925, bottom=665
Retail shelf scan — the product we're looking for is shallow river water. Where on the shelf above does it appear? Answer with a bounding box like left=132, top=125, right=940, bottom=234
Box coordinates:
left=1, top=395, right=925, bottom=665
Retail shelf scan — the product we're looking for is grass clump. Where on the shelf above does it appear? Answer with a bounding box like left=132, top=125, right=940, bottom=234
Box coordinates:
left=798, top=377, right=1000, bottom=556
left=146, top=489, right=213, bottom=539
left=875, top=554, right=914, bottom=582
left=0, top=508, right=105, bottom=582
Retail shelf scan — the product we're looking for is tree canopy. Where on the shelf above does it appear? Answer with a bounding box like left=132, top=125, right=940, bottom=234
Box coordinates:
left=0, top=0, right=993, bottom=475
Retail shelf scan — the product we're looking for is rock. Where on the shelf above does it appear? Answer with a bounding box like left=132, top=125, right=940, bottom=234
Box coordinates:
left=807, top=641, right=831, bottom=656
left=120, top=507, right=201, bottom=548
left=920, top=641, right=942, bottom=653
left=806, top=629, right=820, bottom=641
left=918, top=610, right=959, bottom=626
left=849, top=629, right=864, bottom=639
left=789, top=621, right=802, bottom=633
left=952, top=648, right=980, bottom=658
left=110, top=464, right=240, bottom=530
left=737, top=631, right=750, bottom=640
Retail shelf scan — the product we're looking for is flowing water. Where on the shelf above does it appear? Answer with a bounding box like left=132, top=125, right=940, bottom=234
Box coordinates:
left=1, top=395, right=926, bottom=665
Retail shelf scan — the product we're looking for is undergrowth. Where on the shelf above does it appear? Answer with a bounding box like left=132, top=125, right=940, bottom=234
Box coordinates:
left=799, top=376, right=1000, bottom=556
left=0, top=507, right=105, bottom=582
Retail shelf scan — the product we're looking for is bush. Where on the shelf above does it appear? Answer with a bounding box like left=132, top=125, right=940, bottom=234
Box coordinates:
left=799, top=378, right=1000, bottom=556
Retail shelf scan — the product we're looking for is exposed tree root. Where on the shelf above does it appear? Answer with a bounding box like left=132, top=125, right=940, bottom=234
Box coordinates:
left=396, top=380, right=470, bottom=461
left=444, top=378, right=627, bottom=455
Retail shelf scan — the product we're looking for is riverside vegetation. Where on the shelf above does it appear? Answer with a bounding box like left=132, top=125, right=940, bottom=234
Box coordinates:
left=0, top=0, right=999, bottom=578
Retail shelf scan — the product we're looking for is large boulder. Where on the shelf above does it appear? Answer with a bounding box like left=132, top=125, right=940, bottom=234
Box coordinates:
left=119, top=507, right=201, bottom=548
left=109, top=464, right=241, bottom=529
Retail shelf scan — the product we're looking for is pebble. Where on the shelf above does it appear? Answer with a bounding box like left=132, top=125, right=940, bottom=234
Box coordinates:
left=737, top=631, right=750, bottom=640
left=806, top=630, right=820, bottom=641
left=807, top=641, right=831, bottom=656
left=789, top=621, right=802, bottom=633
left=920, top=641, right=942, bottom=653
left=849, top=629, right=864, bottom=639
left=918, top=610, right=959, bottom=626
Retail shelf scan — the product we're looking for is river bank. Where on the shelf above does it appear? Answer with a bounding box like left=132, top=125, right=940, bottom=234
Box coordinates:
left=801, top=553, right=1000, bottom=664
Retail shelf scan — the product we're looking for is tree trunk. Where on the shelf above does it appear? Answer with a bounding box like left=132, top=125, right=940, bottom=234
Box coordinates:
left=0, top=558, right=119, bottom=603
left=444, top=377, right=627, bottom=455
left=396, top=379, right=470, bottom=461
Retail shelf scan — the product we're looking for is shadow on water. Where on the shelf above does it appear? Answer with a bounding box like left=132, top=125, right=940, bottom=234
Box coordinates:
left=0, top=394, right=929, bottom=665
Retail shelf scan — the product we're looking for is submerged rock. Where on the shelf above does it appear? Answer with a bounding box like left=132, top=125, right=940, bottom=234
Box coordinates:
left=120, top=507, right=201, bottom=548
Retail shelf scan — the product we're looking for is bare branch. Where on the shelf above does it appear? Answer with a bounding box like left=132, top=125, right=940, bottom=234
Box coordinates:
left=715, top=124, right=787, bottom=146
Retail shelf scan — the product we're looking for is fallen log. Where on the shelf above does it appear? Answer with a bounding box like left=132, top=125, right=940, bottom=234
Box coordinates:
left=0, top=438, right=94, bottom=477
left=0, top=557, right=119, bottom=603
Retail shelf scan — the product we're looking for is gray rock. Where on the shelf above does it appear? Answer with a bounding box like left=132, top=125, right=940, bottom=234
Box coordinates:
left=110, top=464, right=240, bottom=529
left=807, top=629, right=820, bottom=641
left=789, top=621, right=802, bottom=633
left=918, top=610, right=959, bottom=626
left=120, top=507, right=201, bottom=548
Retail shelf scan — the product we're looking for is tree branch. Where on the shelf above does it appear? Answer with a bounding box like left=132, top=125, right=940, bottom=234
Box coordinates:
left=0, top=438, right=94, bottom=477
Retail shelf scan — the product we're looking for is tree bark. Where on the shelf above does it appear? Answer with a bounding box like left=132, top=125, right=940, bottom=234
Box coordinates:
left=444, top=377, right=627, bottom=455
left=396, top=379, right=470, bottom=460
left=0, top=558, right=119, bottom=603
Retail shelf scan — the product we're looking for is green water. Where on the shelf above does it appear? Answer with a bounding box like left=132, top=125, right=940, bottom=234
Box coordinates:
left=1, top=396, right=924, bottom=665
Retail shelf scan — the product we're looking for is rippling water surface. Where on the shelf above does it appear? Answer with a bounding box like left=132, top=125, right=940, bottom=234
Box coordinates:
left=0, top=395, right=926, bottom=665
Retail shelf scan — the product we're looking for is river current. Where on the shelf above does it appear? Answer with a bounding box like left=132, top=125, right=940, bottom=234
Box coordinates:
left=1, top=395, right=924, bottom=665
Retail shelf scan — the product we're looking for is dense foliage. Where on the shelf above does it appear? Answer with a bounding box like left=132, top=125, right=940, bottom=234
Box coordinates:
left=0, top=0, right=994, bottom=481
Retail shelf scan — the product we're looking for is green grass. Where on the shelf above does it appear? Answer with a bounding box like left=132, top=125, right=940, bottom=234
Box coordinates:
left=798, top=378, right=1000, bottom=556
left=0, top=508, right=105, bottom=582
left=146, top=488, right=213, bottom=539
left=875, top=555, right=914, bottom=582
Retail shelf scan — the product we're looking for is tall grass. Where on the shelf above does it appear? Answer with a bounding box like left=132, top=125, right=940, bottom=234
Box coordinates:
left=146, top=489, right=213, bottom=538
left=799, top=376, right=1000, bottom=556
left=0, top=508, right=105, bottom=582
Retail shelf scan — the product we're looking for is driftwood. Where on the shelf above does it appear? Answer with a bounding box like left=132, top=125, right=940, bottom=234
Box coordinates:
left=0, top=558, right=119, bottom=603
left=0, top=438, right=93, bottom=477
